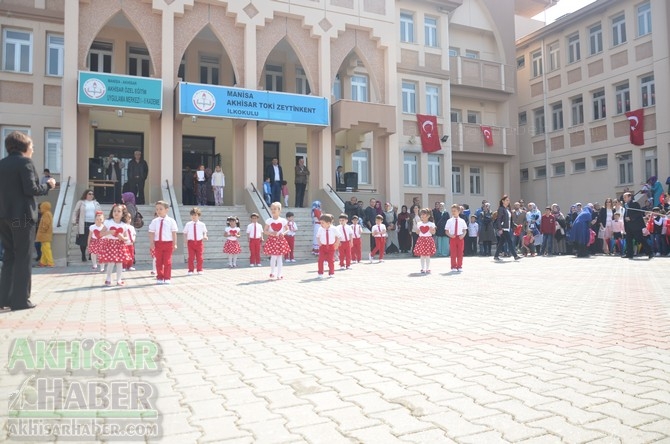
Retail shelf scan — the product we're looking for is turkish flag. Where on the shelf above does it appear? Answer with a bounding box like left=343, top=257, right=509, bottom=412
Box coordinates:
left=625, top=109, right=644, bottom=146
left=481, top=125, right=494, bottom=146
left=416, top=114, right=441, bottom=153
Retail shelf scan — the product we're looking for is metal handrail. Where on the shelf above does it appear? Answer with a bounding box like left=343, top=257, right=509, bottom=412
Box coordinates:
left=56, top=176, right=71, bottom=227
left=325, top=183, right=345, bottom=206
left=250, top=182, right=271, bottom=218
left=165, top=179, right=178, bottom=220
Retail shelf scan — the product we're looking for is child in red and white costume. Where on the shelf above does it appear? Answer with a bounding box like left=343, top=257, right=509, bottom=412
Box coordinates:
left=336, top=214, right=354, bottom=270
left=223, top=216, right=242, bottom=268
left=350, top=215, right=362, bottom=263
left=98, top=204, right=129, bottom=286
left=183, top=207, right=208, bottom=275
left=88, top=211, right=105, bottom=271
left=369, top=215, right=387, bottom=263
left=122, top=212, right=136, bottom=271
left=246, top=213, right=263, bottom=267
left=284, top=212, right=298, bottom=262
left=413, top=208, right=436, bottom=273
left=316, top=213, right=339, bottom=278
left=445, top=204, right=467, bottom=272
left=148, top=201, right=178, bottom=284
left=263, top=202, right=291, bottom=279
left=311, top=201, right=322, bottom=255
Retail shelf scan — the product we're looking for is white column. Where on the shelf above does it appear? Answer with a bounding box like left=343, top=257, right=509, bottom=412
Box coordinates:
left=243, top=23, right=258, bottom=188
left=160, top=8, right=175, bottom=189
left=61, top=0, right=79, bottom=183
left=318, top=35, right=332, bottom=189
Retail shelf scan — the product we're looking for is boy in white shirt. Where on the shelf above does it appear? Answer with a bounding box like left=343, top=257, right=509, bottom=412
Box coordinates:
left=369, top=214, right=387, bottom=263
left=466, top=214, right=479, bottom=257
left=284, top=212, right=298, bottom=262
left=148, top=201, right=178, bottom=284
left=445, top=204, right=468, bottom=272
left=183, top=207, right=208, bottom=275
left=336, top=214, right=354, bottom=270
left=317, top=214, right=340, bottom=278
left=246, top=213, right=264, bottom=267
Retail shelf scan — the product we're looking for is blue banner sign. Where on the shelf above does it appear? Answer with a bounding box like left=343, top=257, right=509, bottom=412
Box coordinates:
left=78, top=71, right=163, bottom=111
left=178, top=82, right=329, bottom=126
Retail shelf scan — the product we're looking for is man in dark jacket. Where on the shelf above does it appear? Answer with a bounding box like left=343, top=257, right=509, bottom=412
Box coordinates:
left=364, top=198, right=377, bottom=249
left=126, top=150, right=149, bottom=204
left=264, top=158, right=283, bottom=204
left=623, top=192, right=653, bottom=259
left=0, top=131, right=55, bottom=311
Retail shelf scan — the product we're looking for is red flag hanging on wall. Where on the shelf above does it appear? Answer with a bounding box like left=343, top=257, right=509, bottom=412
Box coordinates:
left=481, top=125, right=494, bottom=146
left=416, top=114, right=441, bottom=153
left=625, top=109, right=644, bottom=146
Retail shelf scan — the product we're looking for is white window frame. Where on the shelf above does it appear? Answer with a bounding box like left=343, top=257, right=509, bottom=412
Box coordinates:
left=400, top=12, right=415, bottom=43
left=517, top=56, right=525, bottom=70
left=521, top=168, right=529, bottom=182
left=296, top=66, right=310, bottom=95
left=403, top=153, right=418, bottom=187
left=351, top=75, right=368, bottom=102
left=612, top=14, right=627, bottom=46
left=45, top=129, right=62, bottom=174
left=469, top=167, right=482, bottom=195
left=641, top=74, right=655, bottom=107
left=644, top=148, right=657, bottom=180
left=553, top=162, right=565, bottom=177
left=1, top=126, right=31, bottom=158
left=332, top=74, right=341, bottom=100
left=615, top=82, right=630, bottom=115
left=465, top=50, right=479, bottom=59
left=88, top=41, right=112, bottom=73
left=427, top=154, right=441, bottom=187
left=592, top=89, right=606, bottom=120
left=551, top=102, right=563, bottom=131
left=452, top=166, right=462, bottom=194
left=46, top=33, right=64, bottom=77
left=2, top=29, right=32, bottom=73
left=534, top=108, right=545, bottom=135
left=567, top=33, right=581, bottom=64
left=535, top=166, right=547, bottom=179
left=448, top=47, right=459, bottom=57
left=424, top=16, right=438, bottom=47
left=617, top=152, right=633, bottom=185
left=573, top=158, right=586, bottom=173
left=593, top=155, right=608, bottom=170
left=531, top=50, right=543, bottom=78
left=450, top=109, right=462, bottom=123
left=519, top=111, right=527, bottom=126
left=425, top=84, right=440, bottom=116
left=128, top=46, right=150, bottom=77
left=264, top=63, right=282, bottom=91
left=467, top=111, right=480, bottom=124
left=352, top=149, right=370, bottom=185
left=637, top=2, right=652, bottom=37
left=589, top=23, right=603, bottom=55
left=401, top=81, right=416, bottom=114
left=200, top=55, right=220, bottom=85
left=548, top=42, right=560, bottom=71
left=571, top=96, right=584, bottom=126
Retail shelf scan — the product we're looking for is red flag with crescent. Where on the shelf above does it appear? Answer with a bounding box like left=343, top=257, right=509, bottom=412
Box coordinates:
left=625, top=109, right=644, bottom=146
left=481, top=125, right=494, bottom=146
left=416, top=114, right=441, bottom=153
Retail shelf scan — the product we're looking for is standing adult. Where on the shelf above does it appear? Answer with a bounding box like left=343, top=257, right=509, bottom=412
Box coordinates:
left=294, top=158, right=310, bottom=208
left=364, top=198, right=377, bottom=250
left=397, top=205, right=412, bottom=253
left=104, top=154, right=124, bottom=204
left=265, top=158, right=283, bottom=204
left=73, top=189, right=102, bottom=262
left=648, top=176, right=664, bottom=208
left=383, top=202, right=399, bottom=254
left=511, top=201, right=526, bottom=252
left=126, top=150, right=148, bottom=204
left=335, top=166, right=346, bottom=191
left=623, top=191, right=653, bottom=259
left=572, top=204, right=593, bottom=258
left=477, top=202, right=495, bottom=256
left=344, top=196, right=363, bottom=222
left=493, top=195, right=521, bottom=261
left=0, top=131, right=56, bottom=311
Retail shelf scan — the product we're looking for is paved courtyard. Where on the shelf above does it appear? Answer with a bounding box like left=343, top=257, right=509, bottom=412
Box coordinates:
left=1, top=254, right=669, bottom=443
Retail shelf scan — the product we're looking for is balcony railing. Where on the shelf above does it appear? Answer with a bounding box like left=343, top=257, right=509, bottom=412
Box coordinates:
left=449, top=56, right=515, bottom=94
left=451, top=123, right=517, bottom=156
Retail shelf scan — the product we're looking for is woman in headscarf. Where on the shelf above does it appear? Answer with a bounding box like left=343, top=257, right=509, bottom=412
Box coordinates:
left=311, top=200, right=322, bottom=255
left=477, top=202, right=495, bottom=256
left=572, top=204, right=593, bottom=257
left=397, top=205, right=412, bottom=253
left=122, top=192, right=137, bottom=221
left=374, top=200, right=384, bottom=216
left=551, top=203, right=567, bottom=255
left=383, top=202, right=399, bottom=254
left=648, top=176, right=664, bottom=207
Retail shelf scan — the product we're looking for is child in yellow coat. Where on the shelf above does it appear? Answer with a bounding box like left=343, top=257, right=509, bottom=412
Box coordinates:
left=36, top=201, right=54, bottom=267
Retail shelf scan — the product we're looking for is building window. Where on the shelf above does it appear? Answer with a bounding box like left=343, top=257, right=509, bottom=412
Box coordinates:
left=403, top=153, right=418, bottom=186
left=641, top=75, right=655, bottom=107
left=2, top=29, right=32, bottom=73
left=534, top=108, right=545, bottom=135
left=521, top=168, right=529, bottom=182
left=567, top=33, right=581, bottom=64
left=200, top=55, right=220, bottom=85
left=592, top=89, right=606, bottom=120
left=553, top=162, right=565, bottom=177
left=571, top=96, right=584, bottom=126
left=589, top=23, right=603, bottom=55
left=296, top=67, right=311, bottom=95
left=469, top=167, right=481, bottom=194
left=517, top=55, right=525, bottom=69
left=332, top=74, right=341, bottom=100
left=519, top=111, right=527, bottom=126
left=535, top=166, right=546, bottom=179
left=45, top=129, right=62, bottom=174
left=638, top=2, right=652, bottom=37
left=617, top=152, right=633, bottom=184
left=450, top=109, right=461, bottom=123
left=612, top=14, right=627, bottom=46
left=351, top=75, right=368, bottom=102
left=531, top=50, right=543, bottom=78
left=593, top=155, right=608, bottom=170
left=351, top=149, right=369, bottom=184
left=296, top=143, right=307, bottom=166
left=551, top=102, right=563, bottom=131
left=465, top=50, right=479, bottom=59
left=615, top=82, right=631, bottom=114
left=467, top=111, right=480, bottom=124
left=128, top=46, right=150, bottom=77
left=452, top=166, right=462, bottom=194
left=88, top=41, right=112, bottom=73
left=177, top=56, right=185, bottom=80
left=644, top=148, right=657, bottom=180
left=573, top=158, right=586, bottom=173
left=400, top=12, right=414, bottom=43
left=424, top=16, right=438, bottom=47
left=46, top=34, right=63, bottom=77
left=425, top=85, right=440, bottom=116
left=264, top=64, right=282, bottom=91
left=548, top=42, right=560, bottom=71
left=448, top=47, right=459, bottom=57
left=427, top=154, right=441, bottom=187
left=1, top=126, right=30, bottom=158
left=401, top=82, right=416, bottom=114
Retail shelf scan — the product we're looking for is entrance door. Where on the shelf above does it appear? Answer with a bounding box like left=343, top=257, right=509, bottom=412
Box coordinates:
left=94, top=130, right=144, bottom=203
left=263, top=141, right=279, bottom=178
left=182, top=136, right=216, bottom=171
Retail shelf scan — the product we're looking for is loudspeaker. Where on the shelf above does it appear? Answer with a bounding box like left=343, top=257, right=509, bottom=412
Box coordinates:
left=344, top=172, right=358, bottom=190
left=89, top=158, right=104, bottom=180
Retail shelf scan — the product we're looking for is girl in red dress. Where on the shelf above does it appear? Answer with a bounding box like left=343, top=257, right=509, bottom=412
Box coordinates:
left=263, top=202, right=291, bottom=280
left=223, top=216, right=242, bottom=268
left=98, top=204, right=129, bottom=286
left=88, top=211, right=105, bottom=271
left=413, top=208, right=437, bottom=273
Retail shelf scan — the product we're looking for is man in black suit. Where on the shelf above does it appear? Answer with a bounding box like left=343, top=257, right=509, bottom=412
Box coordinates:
left=364, top=198, right=378, bottom=250
left=0, top=131, right=55, bottom=311
left=126, top=150, right=149, bottom=204
left=335, top=166, right=346, bottom=191
left=264, top=158, right=283, bottom=204
left=623, top=192, right=653, bottom=259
